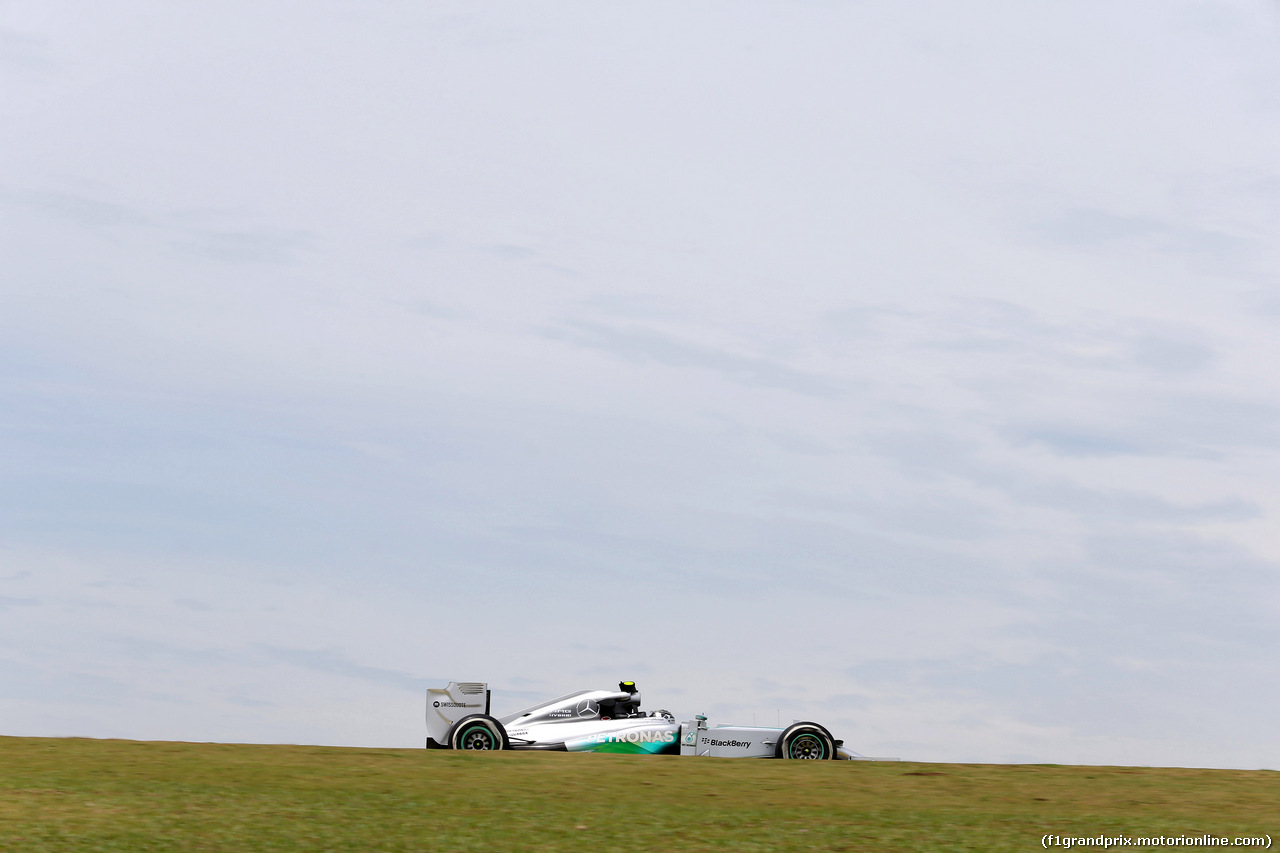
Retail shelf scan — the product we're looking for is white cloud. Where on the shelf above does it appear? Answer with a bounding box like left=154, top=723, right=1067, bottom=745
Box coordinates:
left=1, top=0, right=1278, bottom=768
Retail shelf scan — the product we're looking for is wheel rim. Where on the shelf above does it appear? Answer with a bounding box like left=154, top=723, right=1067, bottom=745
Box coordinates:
left=788, top=733, right=827, bottom=759
left=460, top=725, right=496, bottom=750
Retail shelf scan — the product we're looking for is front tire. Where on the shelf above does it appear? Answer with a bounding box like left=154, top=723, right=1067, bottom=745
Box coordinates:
left=775, top=722, right=836, bottom=760
left=447, top=714, right=509, bottom=751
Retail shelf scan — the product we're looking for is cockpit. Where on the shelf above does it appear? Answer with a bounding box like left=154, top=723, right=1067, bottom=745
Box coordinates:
left=597, top=680, right=643, bottom=719
left=499, top=681, right=648, bottom=725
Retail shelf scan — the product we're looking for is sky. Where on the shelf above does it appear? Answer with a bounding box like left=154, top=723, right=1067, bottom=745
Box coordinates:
left=2, top=0, right=1279, bottom=769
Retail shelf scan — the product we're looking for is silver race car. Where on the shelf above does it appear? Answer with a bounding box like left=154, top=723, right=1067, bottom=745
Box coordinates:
left=426, top=680, right=856, bottom=759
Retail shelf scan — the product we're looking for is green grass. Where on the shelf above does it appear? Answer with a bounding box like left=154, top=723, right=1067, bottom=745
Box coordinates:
left=0, top=736, right=1275, bottom=851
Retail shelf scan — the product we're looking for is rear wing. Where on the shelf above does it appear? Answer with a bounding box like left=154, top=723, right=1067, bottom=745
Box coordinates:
left=425, top=682, right=489, bottom=747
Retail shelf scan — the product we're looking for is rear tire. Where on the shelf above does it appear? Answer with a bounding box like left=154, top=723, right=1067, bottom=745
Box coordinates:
left=447, top=714, right=509, bottom=751
left=775, top=722, right=836, bottom=760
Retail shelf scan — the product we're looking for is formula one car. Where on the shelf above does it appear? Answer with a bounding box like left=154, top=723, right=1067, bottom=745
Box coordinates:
left=426, top=680, right=856, bottom=759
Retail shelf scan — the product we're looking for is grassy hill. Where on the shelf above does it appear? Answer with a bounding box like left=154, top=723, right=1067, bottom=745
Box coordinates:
left=1, top=736, right=1275, bottom=851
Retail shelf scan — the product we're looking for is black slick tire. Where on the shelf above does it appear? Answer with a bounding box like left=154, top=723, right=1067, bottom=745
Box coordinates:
left=775, top=721, right=836, bottom=760
left=447, top=714, right=510, bottom=751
